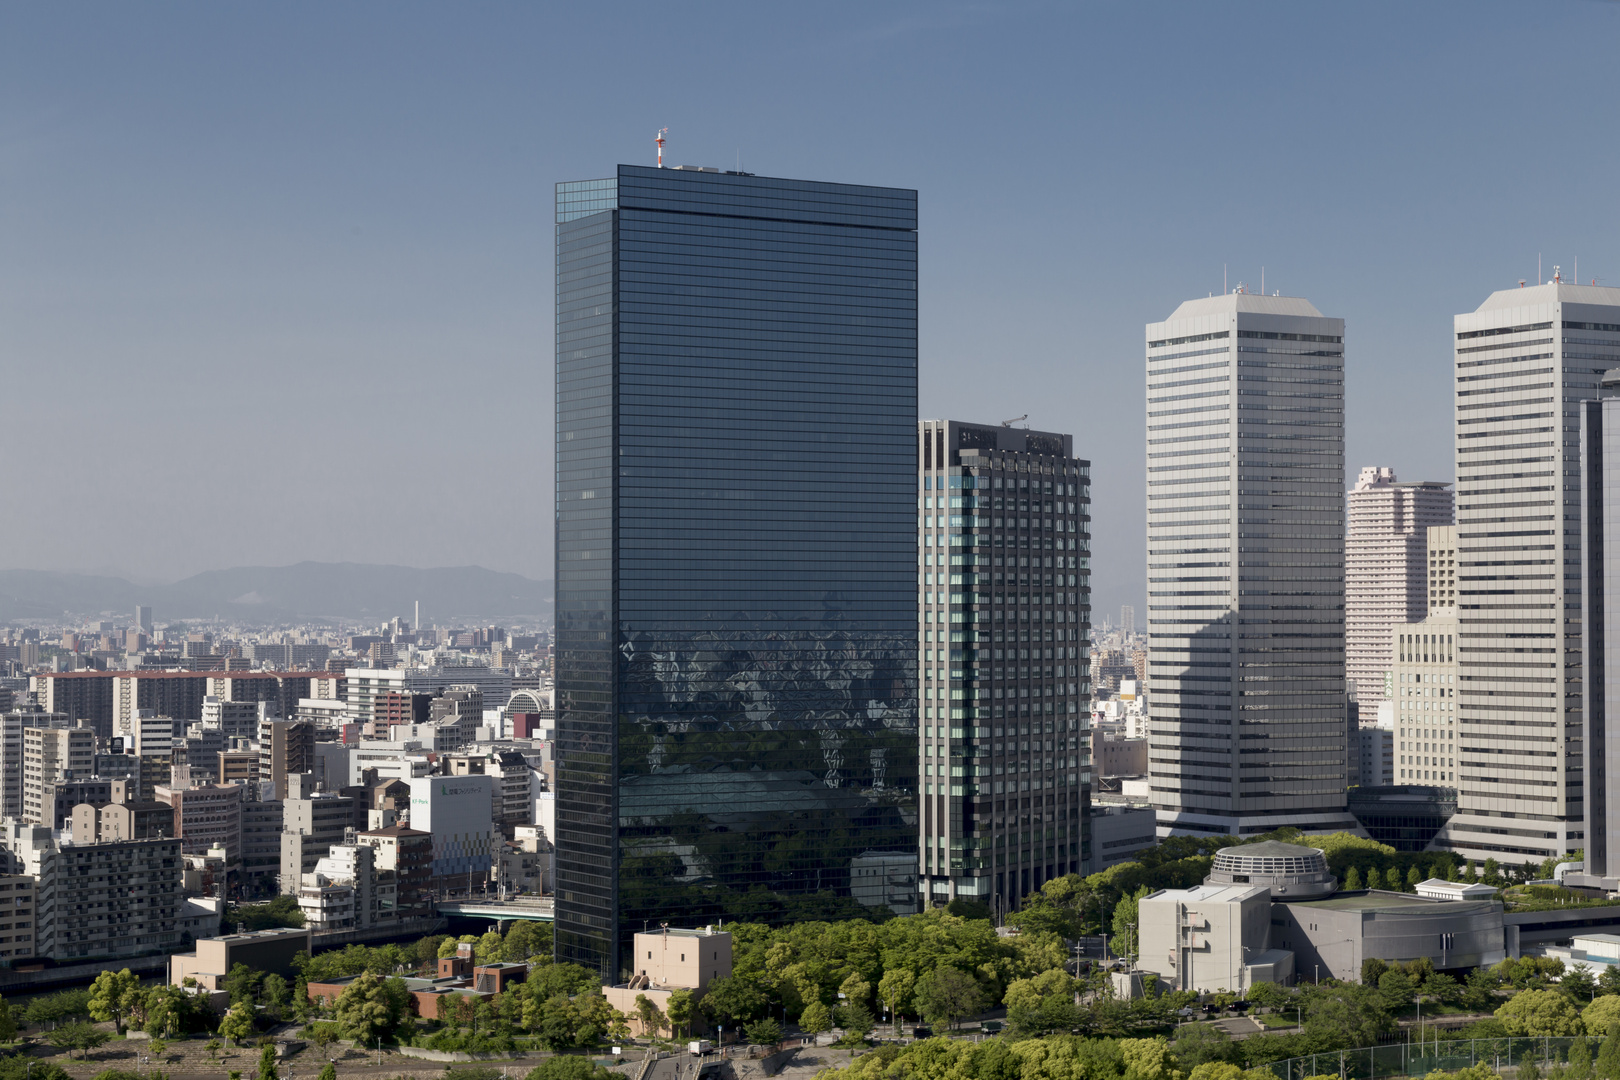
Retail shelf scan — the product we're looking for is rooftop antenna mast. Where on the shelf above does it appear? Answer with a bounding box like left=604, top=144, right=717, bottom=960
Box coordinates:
left=656, top=128, right=668, bottom=169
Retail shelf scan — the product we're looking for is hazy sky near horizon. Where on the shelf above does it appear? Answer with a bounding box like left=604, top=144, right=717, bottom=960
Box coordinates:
left=3, top=3, right=1619, bottom=616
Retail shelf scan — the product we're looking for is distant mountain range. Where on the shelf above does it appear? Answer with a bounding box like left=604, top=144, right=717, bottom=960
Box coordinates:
left=0, top=563, right=553, bottom=625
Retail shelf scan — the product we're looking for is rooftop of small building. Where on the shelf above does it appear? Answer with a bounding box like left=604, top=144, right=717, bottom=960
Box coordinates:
left=1216, top=840, right=1323, bottom=860
left=208, top=927, right=313, bottom=942
left=635, top=925, right=732, bottom=940
left=1148, top=884, right=1270, bottom=904
left=357, top=824, right=431, bottom=838
left=1280, top=889, right=1492, bottom=912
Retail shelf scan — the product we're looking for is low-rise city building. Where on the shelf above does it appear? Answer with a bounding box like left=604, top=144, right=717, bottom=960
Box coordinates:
left=605, top=927, right=731, bottom=1035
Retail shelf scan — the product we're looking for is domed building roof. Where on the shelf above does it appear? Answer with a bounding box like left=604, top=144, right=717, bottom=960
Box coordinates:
left=1205, top=840, right=1337, bottom=899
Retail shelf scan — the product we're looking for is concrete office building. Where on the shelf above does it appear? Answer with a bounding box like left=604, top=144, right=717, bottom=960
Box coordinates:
left=1145, top=293, right=1356, bottom=837
left=915, top=419, right=1091, bottom=914
left=1392, top=605, right=1459, bottom=786
left=297, top=842, right=392, bottom=931
left=553, top=164, right=918, bottom=977
left=1345, top=468, right=1453, bottom=701
left=357, top=824, right=433, bottom=917
left=1436, top=282, right=1620, bottom=864
left=21, top=726, right=95, bottom=824
left=135, top=606, right=152, bottom=633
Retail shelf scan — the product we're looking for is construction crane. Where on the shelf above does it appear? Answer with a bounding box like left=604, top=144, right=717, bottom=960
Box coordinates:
left=1001, top=414, right=1027, bottom=428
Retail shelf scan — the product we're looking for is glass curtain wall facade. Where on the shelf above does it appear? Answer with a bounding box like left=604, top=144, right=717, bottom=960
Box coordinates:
left=555, top=165, right=919, bottom=979
left=917, top=420, right=1091, bottom=916
left=1145, top=293, right=1357, bottom=837
left=1438, top=284, right=1620, bottom=867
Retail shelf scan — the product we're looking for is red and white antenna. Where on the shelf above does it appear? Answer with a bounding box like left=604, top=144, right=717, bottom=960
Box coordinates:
left=656, top=128, right=668, bottom=168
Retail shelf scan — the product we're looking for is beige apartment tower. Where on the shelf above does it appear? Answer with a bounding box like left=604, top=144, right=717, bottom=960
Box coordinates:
left=1345, top=468, right=1453, bottom=701
left=1439, top=281, right=1620, bottom=864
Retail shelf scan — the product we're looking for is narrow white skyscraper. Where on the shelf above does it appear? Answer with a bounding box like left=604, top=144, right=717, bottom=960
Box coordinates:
left=1439, top=280, right=1620, bottom=865
left=1145, top=292, right=1357, bottom=838
left=1344, top=467, right=1453, bottom=701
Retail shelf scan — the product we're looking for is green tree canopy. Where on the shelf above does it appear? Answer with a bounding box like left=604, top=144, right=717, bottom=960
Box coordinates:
left=524, top=1057, right=615, bottom=1080
left=88, top=969, right=143, bottom=1033
left=1495, top=989, right=1583, bottom=1036
left=230, top=894, right=305, bottom=931
left=700, top=976, right=768, bottom=1026
left=1586, top=997, right=1620, bottom=1035
left=48, top=1022, right=109, bottom=1060
left=666, top=988, right=696, bottom=1039
left=914, top=967, right=987, bottom=1031
left=219, top=1001, right=256, bottom=1046
left=1301, top=984, right=1395, bottom=1048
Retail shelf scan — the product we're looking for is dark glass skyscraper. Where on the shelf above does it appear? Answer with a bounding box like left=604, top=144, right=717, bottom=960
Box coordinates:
left=554, top=164, right=919, bottom=978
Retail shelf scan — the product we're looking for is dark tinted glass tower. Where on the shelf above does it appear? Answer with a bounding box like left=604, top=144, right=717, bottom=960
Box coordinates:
left=554, top=164, right=919, bottom=978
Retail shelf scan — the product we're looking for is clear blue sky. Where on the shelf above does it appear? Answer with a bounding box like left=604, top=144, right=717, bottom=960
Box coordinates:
left=2, top=2, right=1616, bottom=620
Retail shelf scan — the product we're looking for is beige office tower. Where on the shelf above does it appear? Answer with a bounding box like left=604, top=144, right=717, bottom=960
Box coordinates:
left=1145, top=292, right=1357, bottom=838
left=1344, top=468, right=1453, bottom=702
left=1392, top=527, right=1460, bottom=785
left=1439, top=281, right=1620, bottom=864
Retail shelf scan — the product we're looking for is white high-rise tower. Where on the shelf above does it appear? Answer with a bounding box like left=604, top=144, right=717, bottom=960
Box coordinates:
left=1438, top=281, right=1620, bottom=865
left=1146, top=292, right=1358, bottom=838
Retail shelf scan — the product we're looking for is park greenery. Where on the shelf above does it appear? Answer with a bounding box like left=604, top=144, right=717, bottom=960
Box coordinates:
left=1, top=828, right=1613, bottom=1078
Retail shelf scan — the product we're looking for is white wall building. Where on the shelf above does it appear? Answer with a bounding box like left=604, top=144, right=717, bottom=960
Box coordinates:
left=407, top=775, right=496, bottom=881
left=1138, top=884, right=1292, bottom=993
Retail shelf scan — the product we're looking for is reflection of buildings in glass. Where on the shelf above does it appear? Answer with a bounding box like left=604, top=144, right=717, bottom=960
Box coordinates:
left=554, top=164, right=919, bottom=979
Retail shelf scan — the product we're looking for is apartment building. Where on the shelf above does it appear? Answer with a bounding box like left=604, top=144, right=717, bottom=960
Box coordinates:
left=1, top=823, right=183, bottom=962
left=0, top=708, right=71, bottom=821
left=22, top=726, right=95, bottom=824
left=156, top=783, right=243, bottom=861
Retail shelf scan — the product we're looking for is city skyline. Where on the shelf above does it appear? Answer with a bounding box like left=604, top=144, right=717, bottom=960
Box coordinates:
left=5, top=4, right=1620, bottom=626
